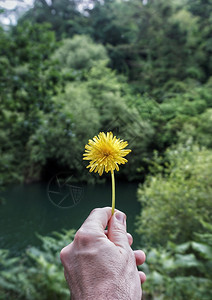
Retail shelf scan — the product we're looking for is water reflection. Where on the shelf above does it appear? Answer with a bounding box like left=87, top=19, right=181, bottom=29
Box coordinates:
left=0, top=181, right=141, bottom=255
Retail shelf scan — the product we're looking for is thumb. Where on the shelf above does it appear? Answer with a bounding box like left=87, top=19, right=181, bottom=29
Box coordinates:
left=108, top=210, right=129, bottom=249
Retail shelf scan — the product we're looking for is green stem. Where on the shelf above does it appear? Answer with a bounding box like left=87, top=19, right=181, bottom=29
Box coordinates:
left=111, top=171, right=115, bottom=215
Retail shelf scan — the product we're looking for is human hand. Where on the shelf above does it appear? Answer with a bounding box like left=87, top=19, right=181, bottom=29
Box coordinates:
left=60, top=207, right=146, bottom=300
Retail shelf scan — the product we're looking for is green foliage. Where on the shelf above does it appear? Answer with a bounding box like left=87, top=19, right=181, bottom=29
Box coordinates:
left=152, top=82, right=212, bottom=149
left=178, top=108, right=212, bottom=148
left=85, top=0, right=205, bottom=94
left=0, top=24, right=156, bottom=183
left=17, top=0, right=212, bottom=94
left=0, top=230, right=74, bottom=300
left=129, top=80, right=212, bottom=154
left=83, top=63, right=155, bottom=180
left=26, top=58, right=154, bottom=181
left=0, top=22, right=60, bottom=185
left=1, top=1, right=212, bottom=185
left=137, top=144, right=212, bottom=246
left=141, top=222, right=212, bottom=300
left=19, top=0, right=88, bottom=39
left=186, top=0, right=212, bottom=77
left=52, top=35, right=108, bottom=72
left=27, top=82, right=100, bottom=180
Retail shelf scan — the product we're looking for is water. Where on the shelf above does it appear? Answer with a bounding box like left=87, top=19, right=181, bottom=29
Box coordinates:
left=0, top=181, right=142, bottom=256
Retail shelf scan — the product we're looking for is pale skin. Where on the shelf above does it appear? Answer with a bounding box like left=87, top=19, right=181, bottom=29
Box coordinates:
left=60, top=207, right=146, bottom=300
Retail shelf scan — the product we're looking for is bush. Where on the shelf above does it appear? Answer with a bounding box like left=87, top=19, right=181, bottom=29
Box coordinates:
left=137, top=144, right=212, bottom=246
left=141, top=222, right=212, bottom=300
left=0, top=230, right=75, bottom=300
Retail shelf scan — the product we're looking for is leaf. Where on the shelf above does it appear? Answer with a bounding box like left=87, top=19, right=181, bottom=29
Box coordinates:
left=175, top=254, right=200, bottom=268
left=174, top=242, right=191, bottom=253
left=191, top=242, right=212, bottom=260
left=150, top=271, right=164, bottom=285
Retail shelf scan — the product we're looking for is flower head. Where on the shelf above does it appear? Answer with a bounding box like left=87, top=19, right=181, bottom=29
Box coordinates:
left=83, top=132, right=131, bottom=175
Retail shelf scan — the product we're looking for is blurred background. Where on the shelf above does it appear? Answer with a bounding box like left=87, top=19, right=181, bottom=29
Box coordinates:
left=0, top=0, right=212, bottom=299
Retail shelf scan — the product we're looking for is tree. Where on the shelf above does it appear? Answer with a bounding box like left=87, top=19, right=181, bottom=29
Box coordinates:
left=20, top=0, right=88, bottom=39
left=0, top=22, right=60, bottom=184
left=187, top=0, right=212, bottom=77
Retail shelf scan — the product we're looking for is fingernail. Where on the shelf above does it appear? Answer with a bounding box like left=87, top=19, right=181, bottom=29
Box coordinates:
left=115, top=212, right=126, bottom=225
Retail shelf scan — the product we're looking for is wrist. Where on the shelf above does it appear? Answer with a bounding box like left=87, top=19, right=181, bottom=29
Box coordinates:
left=72, top=294, right=129, bottom=300
left=71, top=284, right=132, bottom=300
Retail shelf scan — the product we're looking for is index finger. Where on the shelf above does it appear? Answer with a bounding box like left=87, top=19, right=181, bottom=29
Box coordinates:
left=80, top=207, right=112, bottom=236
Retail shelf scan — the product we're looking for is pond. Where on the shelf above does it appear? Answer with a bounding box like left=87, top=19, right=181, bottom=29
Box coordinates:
left=0, top=180, right=142, bottom=256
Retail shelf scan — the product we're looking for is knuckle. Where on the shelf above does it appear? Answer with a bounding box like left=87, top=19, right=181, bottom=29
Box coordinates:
left=90, top=207, right=100, bottom=215
left=74, top=228, right=92, bottom=246
left=60, top=246, right=69, bottom=264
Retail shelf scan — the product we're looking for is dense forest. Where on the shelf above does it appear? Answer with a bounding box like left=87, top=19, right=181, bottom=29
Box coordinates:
left=0, top=0, right=212, bottom=299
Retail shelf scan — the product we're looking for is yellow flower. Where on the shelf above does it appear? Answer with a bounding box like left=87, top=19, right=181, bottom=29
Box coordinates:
left=83, top=132, right=131, bottom=176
